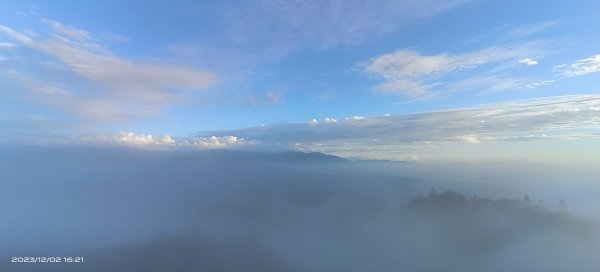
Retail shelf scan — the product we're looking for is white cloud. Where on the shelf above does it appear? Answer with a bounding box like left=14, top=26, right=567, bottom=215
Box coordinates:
left=342, top=116, right=366, bottom=121
left=86, top=132, right=255, bottom=149
left=560, top=54, right=600, bottom=77
left=189, top=135, right=253, bottom=149
left=117, top=132, right=177, bottom=146
left=0, top=21, right=216, bottom=123
left=456, top=135, right=479, bottom=143
left=365, top=43, right=549, bottom=97
left=518, top=58, right=538, bottom=65
left=324, top=117, right=338, bottom=123
left=33, top=36, right=215, bottom=92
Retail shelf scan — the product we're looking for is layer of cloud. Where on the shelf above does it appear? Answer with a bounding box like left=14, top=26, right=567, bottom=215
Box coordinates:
left=210, top=95, right=600, bottom=160
left=0, top=20, right=216, bottom=123
left=365, top=43, right=550, bottom=97
left=63, top=95, right=598, bottom=159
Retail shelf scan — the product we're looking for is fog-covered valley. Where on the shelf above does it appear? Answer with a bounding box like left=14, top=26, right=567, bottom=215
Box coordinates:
left=1, top=147, right=599, bottom=272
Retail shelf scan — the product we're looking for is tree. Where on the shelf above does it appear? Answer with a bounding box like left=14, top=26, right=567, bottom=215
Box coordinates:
left=430, top=186, right=436, bottom=196
left=524, top=195, right=530, bottom=203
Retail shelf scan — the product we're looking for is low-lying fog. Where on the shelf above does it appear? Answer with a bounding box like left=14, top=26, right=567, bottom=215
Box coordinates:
left=1, top=147, right=599, bottom=271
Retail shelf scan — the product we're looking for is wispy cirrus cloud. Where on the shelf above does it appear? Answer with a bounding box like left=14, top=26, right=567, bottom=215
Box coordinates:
left=0, top=42, right=18, bottom=49
left=364, top=42, right=551, bottom=97
left=446, top=74, right=530, bottom=93
left=222, top=0, right=476, bottom=50
left=506, top=21, right=559, bottom=39
left=165, top=0, right=477, bottom=68
left=0, top=20, right=216, bottom=123
left=40, top=18, right=92, bottom=41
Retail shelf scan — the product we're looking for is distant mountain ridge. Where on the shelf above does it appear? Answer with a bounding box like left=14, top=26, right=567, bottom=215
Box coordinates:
left=0, top=145, right=349, bottom=164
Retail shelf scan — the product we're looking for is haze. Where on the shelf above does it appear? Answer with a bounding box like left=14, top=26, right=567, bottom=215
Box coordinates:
left=1, top=0, right=599, bottom=271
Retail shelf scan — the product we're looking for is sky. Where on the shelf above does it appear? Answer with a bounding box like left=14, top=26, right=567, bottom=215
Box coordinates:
left=0, top=0, right=599, bottom=162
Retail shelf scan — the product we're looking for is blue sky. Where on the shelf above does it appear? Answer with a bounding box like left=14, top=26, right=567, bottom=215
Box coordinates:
left=0, top=0, right=599, bottom=161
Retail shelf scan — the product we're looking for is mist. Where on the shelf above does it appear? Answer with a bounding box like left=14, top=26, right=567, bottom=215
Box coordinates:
left=1, top=146, right=599, bottom=272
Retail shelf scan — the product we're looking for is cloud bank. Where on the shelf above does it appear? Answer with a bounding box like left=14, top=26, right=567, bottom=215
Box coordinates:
left=210, top=95, right=600, bottom=160
left=82, top=132, right=256, bottom=150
